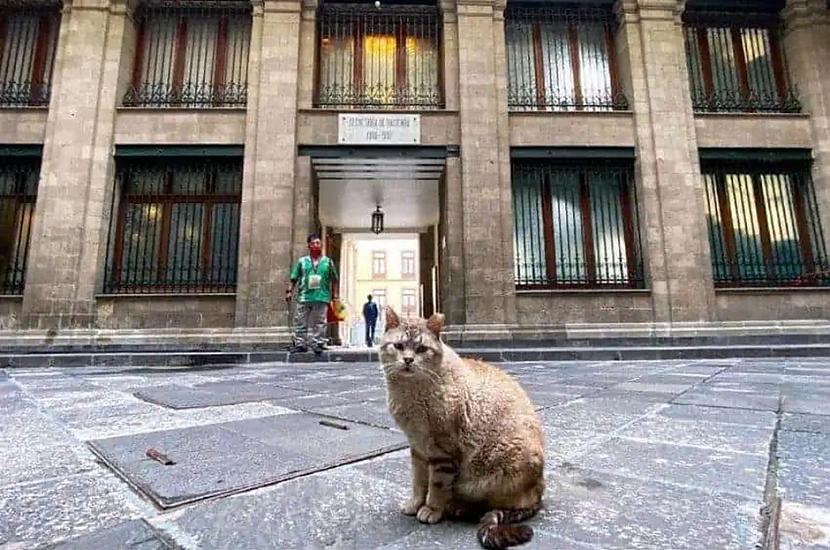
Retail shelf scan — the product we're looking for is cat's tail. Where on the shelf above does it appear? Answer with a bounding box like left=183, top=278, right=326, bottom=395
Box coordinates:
left=475, top=507, right=539, bottom=550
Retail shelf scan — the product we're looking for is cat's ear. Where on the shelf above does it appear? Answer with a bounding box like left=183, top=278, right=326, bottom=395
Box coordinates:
left=426, top=313, right=445, bottom=337
left=384, top=306, right=400, bottom=331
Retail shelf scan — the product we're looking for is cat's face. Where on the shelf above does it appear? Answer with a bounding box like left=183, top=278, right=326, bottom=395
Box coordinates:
left=379, top=307, right=445, bottom=380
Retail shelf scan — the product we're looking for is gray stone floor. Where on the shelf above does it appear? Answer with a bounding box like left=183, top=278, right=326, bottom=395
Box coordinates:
left=1, top=358, right=828, bottom=549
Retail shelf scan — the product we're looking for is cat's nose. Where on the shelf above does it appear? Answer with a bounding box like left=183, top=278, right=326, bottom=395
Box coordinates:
left=403, top=357, right=414, bottom=365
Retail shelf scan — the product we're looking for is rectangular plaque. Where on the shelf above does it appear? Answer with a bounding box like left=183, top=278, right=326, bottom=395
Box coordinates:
left=338, top=114, right=421, bottom=145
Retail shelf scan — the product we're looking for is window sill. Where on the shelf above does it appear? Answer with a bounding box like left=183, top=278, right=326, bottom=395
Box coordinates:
left=96, top=293, right=236, bottom=299
left=117, top=106, right=247, bottom=113
left=300, top=107, right=458, bottom=115
left=715, top=286, right=830, bottom=293
left=509, top=109, right=634, bottom=117
left=694, top=111, right=809, bottom=119
left=516, top=288, right=651, bottom=295
left=0, top=105, right=49, bottom=111
left=0, top=294, right=23, bottom=299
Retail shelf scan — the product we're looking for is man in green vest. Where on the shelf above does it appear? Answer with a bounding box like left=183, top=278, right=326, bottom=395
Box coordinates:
left=286, top=233, right=339, bottom=355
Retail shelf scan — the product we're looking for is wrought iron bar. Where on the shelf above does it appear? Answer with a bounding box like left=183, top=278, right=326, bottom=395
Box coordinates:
left=315, top=3, right=443, bottom=109
left=0, top=154, right=39, bottom=294
left=104, top=156, right=242, bottom=293
left=505, top=5, right=628, bottom=112
left=683, top=10, right=800, bottom=113
left=702, top=160, right=829, bottom=287
left=512, top=160, right=643, bottom=289
left=0, top=1, right=61, bottom=107
left=123, top=0, right=251, bottom=107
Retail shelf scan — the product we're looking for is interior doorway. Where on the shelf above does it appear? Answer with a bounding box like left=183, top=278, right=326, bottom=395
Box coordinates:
left=306, top=146, right=446, bottom=348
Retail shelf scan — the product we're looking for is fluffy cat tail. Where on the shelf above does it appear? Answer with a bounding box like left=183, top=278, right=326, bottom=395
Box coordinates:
left=476, top=507, right=539, bottom=550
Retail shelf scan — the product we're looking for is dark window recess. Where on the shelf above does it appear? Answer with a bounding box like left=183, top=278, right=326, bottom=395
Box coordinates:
left=683, top=9, right=800, bottom=113
left=315, top=3, right=443, bottom=109
left=0, top=154, right=38, bottom=295
left=703, top=160, right=830, bottom=287
left=512, top=159, right=644, bottom=289
left=505, top=5, right=627, bottom=112
left=123, top=0, right=251, bottom=108
left=104, top=156, right=242, bottom=293
left=0, top=1, right=61, bottom=107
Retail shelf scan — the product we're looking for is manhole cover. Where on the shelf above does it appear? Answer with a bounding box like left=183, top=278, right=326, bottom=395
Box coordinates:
left=88, top=412, right=406, bottom=508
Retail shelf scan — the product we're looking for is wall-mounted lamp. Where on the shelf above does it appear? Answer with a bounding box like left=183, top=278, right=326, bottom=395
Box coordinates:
left=371, top=205, right=384, bottom=234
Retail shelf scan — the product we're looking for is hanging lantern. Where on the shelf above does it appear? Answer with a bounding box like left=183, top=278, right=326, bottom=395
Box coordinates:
left=371, top=205, right=384, bottom=234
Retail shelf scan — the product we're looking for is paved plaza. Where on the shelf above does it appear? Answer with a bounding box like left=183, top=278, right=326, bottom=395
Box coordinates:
left=1, top=358, right=829, bottom=549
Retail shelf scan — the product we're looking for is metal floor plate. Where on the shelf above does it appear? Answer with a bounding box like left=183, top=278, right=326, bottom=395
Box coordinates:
left=88, top=412, right=406, bottom=509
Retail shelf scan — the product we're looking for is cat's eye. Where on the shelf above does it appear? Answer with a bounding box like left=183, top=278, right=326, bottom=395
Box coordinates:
left=394, top=343, right=404, bottom=351
left=415, top=345, right=428, bottom=354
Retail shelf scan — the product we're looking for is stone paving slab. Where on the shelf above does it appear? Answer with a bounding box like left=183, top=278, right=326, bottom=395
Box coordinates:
left=48, top=520, right=170, bottom=550
left=622, top=415, right=773, bottom=455
left=782, top=413, right=830, bottom=434
left=778, top=430, right=830, bottom=508
left=134, top=381, right=310, bottom=409
left=673, top=389, right=781, bottom=411
left=155, top=469, right=416, bottom=549
left=538, top=465, right=763, bottom=550
left=0, top=473, right=144, bottom=548
left=539, top=396, right=658, bottom=434
left=89, top=413, right=406, bottom=508
left=577, top=437, right=768, bottom=498
left=657, top=403, right=777, bottom=429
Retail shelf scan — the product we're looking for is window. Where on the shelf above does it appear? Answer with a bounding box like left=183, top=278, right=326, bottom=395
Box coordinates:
left=0, top=1, right=60, bottom=107
left=505, top=5, right=626, bottom=111
left=104, top=152, right=242, bottom=293
left=372, top=288, right=387, bottom=308
left=372, top=250, right=387, bottom=278
left=401, top=288, right=417, bottom=316
left=512, top=158, right=643, bottom=288
left=315, top=2, right=443, bottom=109
left=124, top=1, right=251, bottom=107
left=683, top=8, right=799, bottom=113
left=0, top=150, right=39, bottom=294
left=703, top=158, right=829, bottom=287
left=401, top=250, right=416, bottom=278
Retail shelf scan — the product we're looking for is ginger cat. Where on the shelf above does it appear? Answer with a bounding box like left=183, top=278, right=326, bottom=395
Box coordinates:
left=379, top=307, right=545, bottom=550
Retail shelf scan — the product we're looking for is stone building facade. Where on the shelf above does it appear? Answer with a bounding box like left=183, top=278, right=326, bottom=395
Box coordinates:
left=1, top=0, right=830, bottom=342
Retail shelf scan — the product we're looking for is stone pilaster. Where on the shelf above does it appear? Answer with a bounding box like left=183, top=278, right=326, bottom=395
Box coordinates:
left=235, top=0, right=302, bottom=327
left=455, top=0, right=516, bottom=324
left=441, top=156, right=466, bottom=324
left=21, top=0, right=131, bottom=329
left=297, top=0, right=317, bottom=110
left=782, top=0, right=830, bottom=252
left=615, top=0, right=715, bottom=322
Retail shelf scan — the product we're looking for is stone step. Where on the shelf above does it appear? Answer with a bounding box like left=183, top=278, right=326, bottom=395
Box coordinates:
left=4, top=332, right=830, bottom=356
left=3, top=343, right=830, bottom=368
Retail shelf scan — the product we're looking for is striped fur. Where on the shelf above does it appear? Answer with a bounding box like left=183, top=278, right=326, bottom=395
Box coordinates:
left=476, top=508, right=540, bottom=550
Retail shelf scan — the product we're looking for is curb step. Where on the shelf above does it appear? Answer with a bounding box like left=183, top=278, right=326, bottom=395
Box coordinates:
left=4, top=343, right=830, bottom=368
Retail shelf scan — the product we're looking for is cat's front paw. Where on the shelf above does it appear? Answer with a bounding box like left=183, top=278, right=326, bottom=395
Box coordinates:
left=416, top=505, right=444, bottom=524
left=400, top=497, right=424, bottom=516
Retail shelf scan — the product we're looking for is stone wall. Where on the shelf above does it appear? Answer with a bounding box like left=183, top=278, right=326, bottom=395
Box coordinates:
left=2, top=0, right=830, bottom=333
left=94, top=296, right=236, bottom=329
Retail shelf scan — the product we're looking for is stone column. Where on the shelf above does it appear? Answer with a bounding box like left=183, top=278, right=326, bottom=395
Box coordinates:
left=235, top=0, right=302, bottom=327
left=455, top=0, right=516, bottom=325
left=615, top=0, right=715, bottom=323
left=21, top=0, right=132, bottom=329
left=782, top=1, right=830, bottom=248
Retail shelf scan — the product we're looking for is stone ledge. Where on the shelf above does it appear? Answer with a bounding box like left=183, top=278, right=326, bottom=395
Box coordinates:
left=4, top=342, right=830, bottom=368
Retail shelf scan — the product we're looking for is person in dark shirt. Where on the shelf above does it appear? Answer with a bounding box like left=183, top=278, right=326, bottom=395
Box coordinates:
left=362, top=294, right=379, bottom=347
